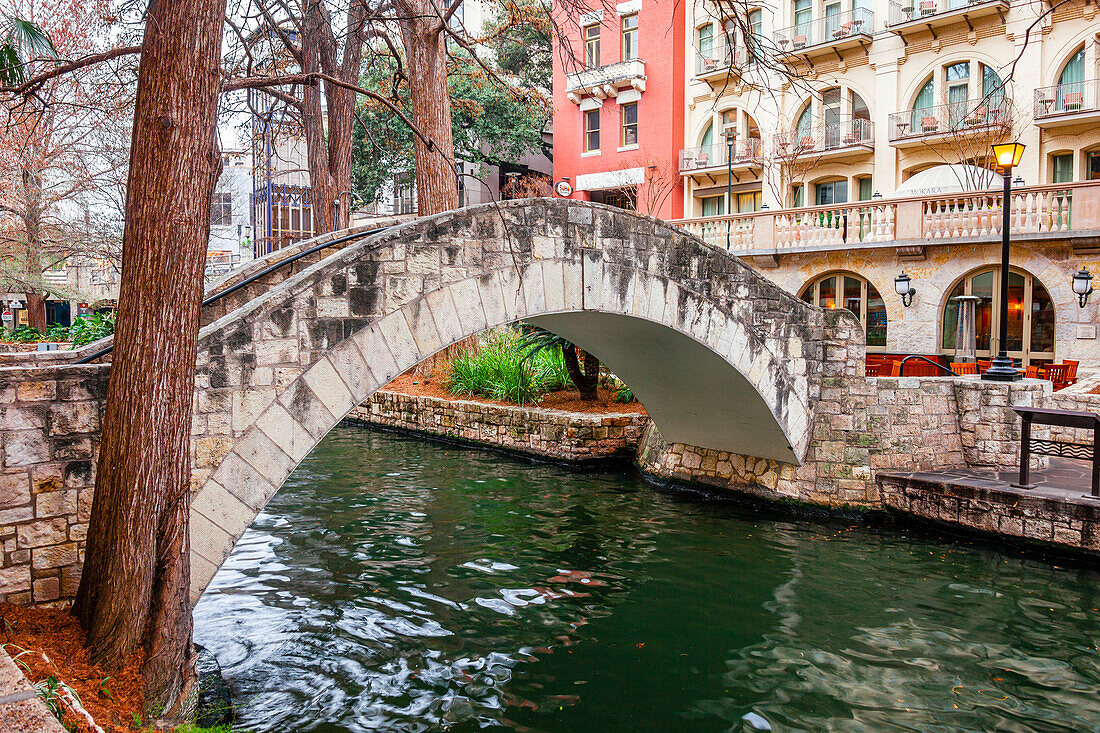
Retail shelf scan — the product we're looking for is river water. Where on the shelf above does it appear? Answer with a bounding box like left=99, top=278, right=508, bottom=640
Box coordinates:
left=193, top=424, right=1100, bottom=732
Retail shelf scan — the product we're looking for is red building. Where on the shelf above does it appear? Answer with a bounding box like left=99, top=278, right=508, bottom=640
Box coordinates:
left=552, top=0, right=685, bottom=219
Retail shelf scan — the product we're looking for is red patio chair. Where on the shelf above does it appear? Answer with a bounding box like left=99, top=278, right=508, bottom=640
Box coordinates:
left=1064, top=359, right=1079, bottom=386
left=832, top=21, right=853, bottom=39
left=1045, top=363, right=1071, bottom=391
left=919, top=0, right=936, bottom=14
left=1024, top=365, right=1040, bottom=379
left=792, top=34, right=807, bottom=48
left=1063, top=91, right=1083, bottom=111
left=977, top=359, right=991, bottom=373
left=951, top=362, right=978, bottom=375
left=965, top=106, right=987, bottom=125
left=921, top=116, right=939, bottom=132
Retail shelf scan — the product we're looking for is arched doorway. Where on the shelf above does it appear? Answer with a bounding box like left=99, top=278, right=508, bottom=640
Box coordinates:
left=941, top=267, right=1055, bottom=365
left=800, top=271, right=887, bottom=350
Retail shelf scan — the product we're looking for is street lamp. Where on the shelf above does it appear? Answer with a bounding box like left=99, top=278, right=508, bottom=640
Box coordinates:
left=1073, top=267, right=1094, bottom=307
left=725, top=124, right=737, bottom=251
left=894, top=271, right=916, bottom=307
left=983, top=141, right=1026, bottom=382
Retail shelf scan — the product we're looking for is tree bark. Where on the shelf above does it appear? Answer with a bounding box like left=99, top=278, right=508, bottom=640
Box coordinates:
left=399, top=8, right=459, bottom=215
left=301, top=0, right=365, bottom=234
left=73, top=0, right=226, bottom=717
left=24, top=290, right=46, bottom=331
left=562, top=345, right=600, bottom=401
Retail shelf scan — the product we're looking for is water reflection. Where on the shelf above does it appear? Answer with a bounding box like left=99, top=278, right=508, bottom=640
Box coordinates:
left=194, top=425, right=1100, bottom=732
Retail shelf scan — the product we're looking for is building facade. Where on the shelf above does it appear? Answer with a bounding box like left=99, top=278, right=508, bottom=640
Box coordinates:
left=553, top=0, right=1100, bottom=366
left=552, top=0, right=687, bottom=219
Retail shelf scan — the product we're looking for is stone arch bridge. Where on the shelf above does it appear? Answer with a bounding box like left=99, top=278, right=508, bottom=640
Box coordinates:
left=184, top=199, right=861, bottom=599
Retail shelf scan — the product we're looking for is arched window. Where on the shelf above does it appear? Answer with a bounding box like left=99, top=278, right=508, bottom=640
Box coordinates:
left=941, top=267, right=1055, bottom=365
left=1059, top=47, right=1085, bottom=87
left=910, top=61, right=1005, bottom=129
left=800, top=273, right=887, bottom=349
left=795, top=104, right=812, bottom=137
left=697, top=24, right=714, bottom=56
left=700, top=121, right=714, bottom=149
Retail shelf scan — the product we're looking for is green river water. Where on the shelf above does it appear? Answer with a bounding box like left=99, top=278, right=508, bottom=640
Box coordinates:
left=193, top=423, right=1100, bottom=732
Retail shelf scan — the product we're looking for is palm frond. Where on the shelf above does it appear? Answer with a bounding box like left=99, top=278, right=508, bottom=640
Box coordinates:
left=0, top=16, right=57, bottom=85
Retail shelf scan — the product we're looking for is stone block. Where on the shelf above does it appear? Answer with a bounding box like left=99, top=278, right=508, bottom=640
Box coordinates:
left=2, top=430, right=48, bottom=468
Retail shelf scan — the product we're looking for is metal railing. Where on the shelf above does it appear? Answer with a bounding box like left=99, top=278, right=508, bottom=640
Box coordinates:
left=75, top=225, right=391, bottom=364
left=888, top=95, right=1012, bottom=142
left=774, top=7, right=873, bottom=52
left=1034, top=79, right=1100, bottom=120
left=674, top=180, right=1099, bottom=254
left=694, top=44, right=749, bottom=76
left=679, top=138, right=762, bottom=172
left=886, top=0, right=1004, bottom=26
left=776, top=118, right=874, bottom=155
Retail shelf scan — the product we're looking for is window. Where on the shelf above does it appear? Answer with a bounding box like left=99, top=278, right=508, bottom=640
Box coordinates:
left=941, top=267, right=1054, bottom=364
left=1058, top=48, right=1085, bottom=87
left=701, top=195, right=724, bottom=216
left=584, top=24, right=601, bottom=68
left=621, top=14, right=638, bottom=61
left=792, top=184, right=804, bottom=207
left=800, top=273, right=887, bottom=348
left=697, top=23, right=714, bottom=56
left=210, top=193, right=233, bottom=226
left=621, top=102, right=638, bottom=147
left=395, top=173, right=417, bottom=214
left=736, top=191, right=762, bottom=213
left=858, top=177, right=873, bottom=200
left=747, top=9, right=763, bottom=50
left=584, top=109, right=600, bottom=152
left=815, top=179, right=847, bottom=205
left=1052, top=153, right=1074, bottom=183
left=794, top=0, right=812, bottom=29
left=1090, top=152, right=1100, bottom=181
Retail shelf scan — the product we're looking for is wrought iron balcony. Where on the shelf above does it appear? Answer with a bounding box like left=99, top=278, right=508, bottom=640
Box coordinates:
left=886, top=0, right=1009, bottom=30
left=694, top=44, right=750, bottom=81
left=888, top=95, right=1012, bottom=146
left=1034, top=79, right=1100, bottom=128
left=565, top=59, right=646, bottom=101
left=775, top=119, right=874, bottom=158
left=773, top=8, right=873, bottom=58
left=679, top=138, right=762, bottom=173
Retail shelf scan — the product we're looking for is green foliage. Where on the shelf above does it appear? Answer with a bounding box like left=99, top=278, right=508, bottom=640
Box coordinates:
left=0, top=16, right=56, bottom=85
left=173, top=725, right=233, bottom=733
left=446, top=329, right=568, bottom=405
left=351, top=51, right=550, bottom=206
left=7, top=325, right=43, bottom=342
left=68, top=311, right=115, bottom=347
left=32, top=675, right=78, bottom=724
left=44, top=323, right=68, bottom=341
left=615, top=383, right=635, bottom=403
left=482, top=0, right=552, bottom=89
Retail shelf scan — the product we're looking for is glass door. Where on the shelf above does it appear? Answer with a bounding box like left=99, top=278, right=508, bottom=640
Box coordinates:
left=942, top=269, right=1055, bottom=365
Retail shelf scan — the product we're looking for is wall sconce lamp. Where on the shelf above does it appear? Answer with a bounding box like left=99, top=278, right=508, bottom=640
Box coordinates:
left=1073, top=267, right=1093, bottom=307
left=894, top=271, right=916, bottom=307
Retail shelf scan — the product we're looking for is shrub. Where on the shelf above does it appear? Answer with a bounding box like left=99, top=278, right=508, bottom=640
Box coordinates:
left=8, top=325, right=44, bottom=342
left=69, top=311, right=115, bottom=347
left=447, top=329, right=548, bottom=405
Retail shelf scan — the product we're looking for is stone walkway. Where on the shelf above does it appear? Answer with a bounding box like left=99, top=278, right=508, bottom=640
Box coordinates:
left=897, top=457, right=1098, bottom=505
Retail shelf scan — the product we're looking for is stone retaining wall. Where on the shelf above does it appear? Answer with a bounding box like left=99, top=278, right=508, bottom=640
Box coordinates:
left=349, top=391, right=649, bottom=462
left=878, top=474, right=1100, bottom=552
left=0, top=365, right=107, bottom=606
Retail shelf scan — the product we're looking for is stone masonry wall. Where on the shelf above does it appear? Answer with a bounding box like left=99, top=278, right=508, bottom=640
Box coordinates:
left=0, top=365, right=108, bottom=606
left=349, top=391, right=649, bottom=462
left=637, top=375, right=969, bottom=507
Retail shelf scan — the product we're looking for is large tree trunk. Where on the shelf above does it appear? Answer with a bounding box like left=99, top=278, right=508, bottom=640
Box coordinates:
left=73, top=0, right=226, bottom=717
left=400, top=12, right=459, bottom=215
left=301, top=0, right=364, bottom=234
left=562, top=346, right=600, bottom=401
left=24, top=290, right=46, bottom=331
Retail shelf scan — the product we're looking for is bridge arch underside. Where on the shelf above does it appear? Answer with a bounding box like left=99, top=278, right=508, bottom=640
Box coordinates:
left=189, top=201, right=845, bottom=601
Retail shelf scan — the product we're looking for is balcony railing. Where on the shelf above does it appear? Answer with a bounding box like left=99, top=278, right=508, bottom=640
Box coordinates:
left=679, top=138, right=762, bottom=173
left=673, top=181, right=1097, bottom=254
left=886, top=0, right=1006, bottom=27
left=776, top=118, right=874, bottom=156
left=565, top=59, right=646, bottom=96
left=695, top=44, right=749, bottom=77
left=774, top=8, right=873, bottom=53
left=888, top=95, right=1012, bottom=142
left=1034, top=79, right=1100, bottom=120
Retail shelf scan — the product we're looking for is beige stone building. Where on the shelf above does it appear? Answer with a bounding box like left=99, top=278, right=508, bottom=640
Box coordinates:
left=677, top=0, right=1100, bottom=366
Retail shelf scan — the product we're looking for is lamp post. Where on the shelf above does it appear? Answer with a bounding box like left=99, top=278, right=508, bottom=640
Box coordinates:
left=983, top=141, right=1026, bottom=382
left=725, top=125, right=737, bottom=251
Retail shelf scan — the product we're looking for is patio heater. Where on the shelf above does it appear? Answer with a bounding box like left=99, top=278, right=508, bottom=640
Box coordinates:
left=982, top=141, right=1026, bottom=382
left=951, top=294, right=980, bottom=363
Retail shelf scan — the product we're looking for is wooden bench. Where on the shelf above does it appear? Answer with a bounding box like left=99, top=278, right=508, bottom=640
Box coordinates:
left=1012, top=407, right=1100, bottom=498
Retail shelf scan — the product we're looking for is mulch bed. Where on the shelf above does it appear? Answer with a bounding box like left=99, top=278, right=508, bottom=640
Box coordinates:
left=0, top=603, right=146, bottom=732
left=383, top=372, right=648, bottom=415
